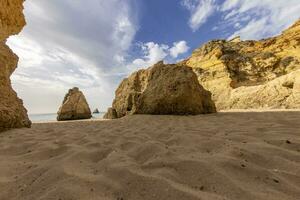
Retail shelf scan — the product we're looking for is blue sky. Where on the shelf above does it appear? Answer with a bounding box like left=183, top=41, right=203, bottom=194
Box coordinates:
left=134, top=0, right=220, bottom=53
left=7, top=0, right=300, bottom=114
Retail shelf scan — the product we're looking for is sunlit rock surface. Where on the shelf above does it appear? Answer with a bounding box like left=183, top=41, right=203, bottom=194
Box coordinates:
left=183, top=20, right=300, bottom=110
left=0, top=0, right=31, bottom=131
left=57, top=87, right=92, bottom=121
left=106, top=61, right=216, bottom=119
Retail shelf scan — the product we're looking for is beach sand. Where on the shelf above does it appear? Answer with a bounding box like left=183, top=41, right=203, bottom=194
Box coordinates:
left=0, top=111, right=300, bottom=200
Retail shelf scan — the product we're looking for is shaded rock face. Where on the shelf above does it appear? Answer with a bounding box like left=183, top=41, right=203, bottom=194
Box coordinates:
left=0, top=0, right=31, bottom=131
left=106, top=62, right=216, bottom=119
left=103, top=108, right=118, bottom=119
left=93, top=108, right=100, bottom=114
left=183, top=20, right=300, bottom=110
left=57, top=87, right=92, bottom=121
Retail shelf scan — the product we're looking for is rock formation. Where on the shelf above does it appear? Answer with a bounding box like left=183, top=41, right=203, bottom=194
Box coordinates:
left=93, top=108, right=100, bottom=114
left=0, top=0, right=31, bottom=131
left=57, top=87, right=92, bottom=121
left=182, top=20, right=300, bottom=110
left=105, top=61, right=216, bottom=119
left=103, top=108, right=118, bottom=119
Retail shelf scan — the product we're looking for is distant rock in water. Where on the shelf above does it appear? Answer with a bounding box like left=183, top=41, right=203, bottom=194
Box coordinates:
left=103, top=108, right=118, bottom=119
left=93, top=108, right=100, bottom=114
left=182, top=19, right=300, bottom=110
left=0, top=0, right=31, bottom=131
left=57, top=87, right=92, bottom=121
left=104, top=61, right=216, bottom=119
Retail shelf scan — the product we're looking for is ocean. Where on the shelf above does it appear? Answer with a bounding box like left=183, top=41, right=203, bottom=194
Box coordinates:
left=29, top=113, right=105, bottom=122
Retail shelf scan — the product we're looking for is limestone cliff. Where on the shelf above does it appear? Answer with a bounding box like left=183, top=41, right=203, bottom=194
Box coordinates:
left=183, top=20, right=300, bottom=110
left=0, top=0, right=31, bottom=131
left=106, top=61, right=216, bottom=119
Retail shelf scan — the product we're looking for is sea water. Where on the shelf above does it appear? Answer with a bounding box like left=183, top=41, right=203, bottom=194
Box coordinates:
left=29, top=113, right=105, bottom=122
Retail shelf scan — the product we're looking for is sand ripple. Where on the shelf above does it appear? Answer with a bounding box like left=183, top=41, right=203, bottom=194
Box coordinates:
left=0, top=112, right=300, bottom=200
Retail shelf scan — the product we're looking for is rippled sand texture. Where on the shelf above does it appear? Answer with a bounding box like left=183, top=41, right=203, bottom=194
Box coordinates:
left=0, top=112, right=300, bottom=200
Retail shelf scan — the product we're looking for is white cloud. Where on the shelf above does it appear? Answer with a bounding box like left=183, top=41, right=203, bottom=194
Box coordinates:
left=181, top=0, right=300, bottom=39
left=220, top=0, right=300, bottom=40
left=182, top=0, right=216, bottom=31
left=9, top=35, right=116, bottom=114
left=7, top=0, right=138, bottom=114
left=130, top=40, right=190, bottom=70
left=131, top=42, right=169, bottom=70
left=221, top=0, right=240, bottom=11
left=8, top=0, right=189, bottom=114
left=170, top=41, right=189, bottom=58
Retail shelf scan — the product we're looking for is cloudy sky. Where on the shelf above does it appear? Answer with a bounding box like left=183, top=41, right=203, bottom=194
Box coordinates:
left=7, top=0, right=300, bottom=114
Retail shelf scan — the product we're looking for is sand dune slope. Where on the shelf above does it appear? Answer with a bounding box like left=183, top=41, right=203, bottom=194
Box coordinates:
left=0, top=112, right=300, bottom=200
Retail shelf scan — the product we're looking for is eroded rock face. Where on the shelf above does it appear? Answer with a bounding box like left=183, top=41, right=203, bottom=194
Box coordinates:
left=228, top=70, right=300, bottom=108
left=103, top=108, right=118, bottom=119
left=183, top=20, right=300, bottom=110
left=106, top=62, right=216, bottom=119
left=0, top=0, right=31, bottom=131
left=57, top=87, right=92, bottom=121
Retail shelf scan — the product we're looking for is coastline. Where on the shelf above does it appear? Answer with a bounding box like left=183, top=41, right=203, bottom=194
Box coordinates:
left=32, top=118, right=108, bottom=124
left=30, top=109, right=300, bottom=124
left=29, top=112, right=105, bottom=124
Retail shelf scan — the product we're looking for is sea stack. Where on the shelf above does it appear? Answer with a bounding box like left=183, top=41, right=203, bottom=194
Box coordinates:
left=93, top=108, right=100, bottom=114
left=0, top=0, right=31, bottom=131
left=57, top=87, right=92, bottom=121
left=104, top=61, right=216, bottom=119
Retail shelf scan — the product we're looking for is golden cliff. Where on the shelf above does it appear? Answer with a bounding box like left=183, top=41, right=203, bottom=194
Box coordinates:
left=183, top=20, right=300, bottom=110
left=0, top=0, right=31, bottom=131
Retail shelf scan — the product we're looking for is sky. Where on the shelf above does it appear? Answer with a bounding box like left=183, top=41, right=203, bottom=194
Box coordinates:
left=7, top=0, right=300, bottom=114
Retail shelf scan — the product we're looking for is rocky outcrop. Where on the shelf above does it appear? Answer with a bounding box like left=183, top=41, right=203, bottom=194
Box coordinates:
left=227, top=70, right=300, bottom=108
left=106, top=61, right=216, bottom=119
left=93, top=108, right=100, bottom=114
left=183, top=20, right=300, bottom=110
left=0, top=0, right=31, bottom=131
left=103, top=108, right=118, bottom=119
left=57, top=87, right=92, bottom=121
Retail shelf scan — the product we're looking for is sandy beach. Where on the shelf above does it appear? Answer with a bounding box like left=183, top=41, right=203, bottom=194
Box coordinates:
left=1, top=1, right=300, bottom=200
left=0, top=111, right=300, bottom=200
